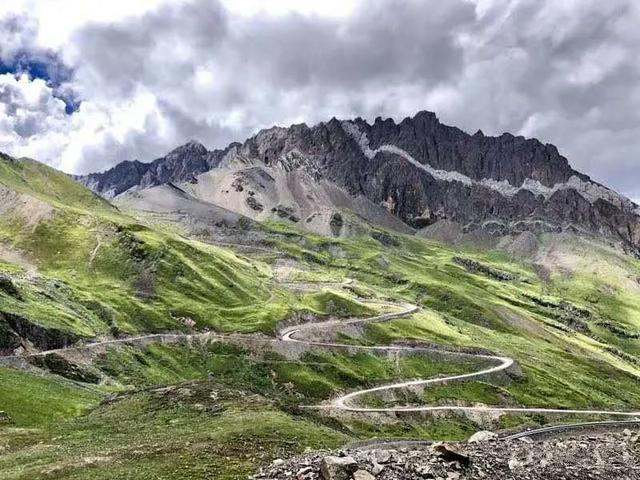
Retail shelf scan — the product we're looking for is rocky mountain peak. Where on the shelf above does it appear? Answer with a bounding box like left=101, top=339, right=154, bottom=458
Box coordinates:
left=166, top=140, right=208, bottom=159
left=75, top=159, right=150, bottom=198
left=76, top=111, right=640, bottom=252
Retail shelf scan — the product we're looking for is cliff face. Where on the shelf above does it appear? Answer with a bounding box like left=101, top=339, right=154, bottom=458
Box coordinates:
left=359, top=111, right=579, bottom=186
left=76, top=141, right=235, bottom=198
left=76, top=160, right=150, bottom=198
left=76, top=111, right=640, bottom=250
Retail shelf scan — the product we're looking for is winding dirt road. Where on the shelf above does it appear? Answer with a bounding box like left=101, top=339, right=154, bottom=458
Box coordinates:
left=2, top=280, right=639, bottom=428
left=279, top=284, right=640, bottom=419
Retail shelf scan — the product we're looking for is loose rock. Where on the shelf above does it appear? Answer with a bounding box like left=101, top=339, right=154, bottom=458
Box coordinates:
left=467, top=431, right=497, bottom=444
left=253, top=430, right=640, bottom=480
left=353, top=470, right=375, bottom=480
left=319, top=456, right=358, bottom=480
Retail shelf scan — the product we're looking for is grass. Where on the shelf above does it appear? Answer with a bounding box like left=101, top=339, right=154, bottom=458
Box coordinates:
left=0, top=157, right=114, bottom=214
left=298, top=290, right=377, bottom=318
left=0, top=368, right=100, bottom=426
left=0, top=162, right=370, bottom=339
left=94, top=341, right=480, bottom=402
left=1, top=158, right=640, bottom=478
left=0, top=381, right=350, bottom=480
left=252, top=222, right=640, bottom=415
left=420, top=381, right=509, bottom=406
left=0, top=210, right=380, bottom=340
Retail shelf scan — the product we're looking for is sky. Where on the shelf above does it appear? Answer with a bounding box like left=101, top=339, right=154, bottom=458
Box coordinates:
left=0, top=0, right=638, bottom=201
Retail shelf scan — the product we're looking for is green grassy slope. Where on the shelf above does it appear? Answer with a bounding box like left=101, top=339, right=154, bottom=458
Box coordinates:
left=0, top=375, right=349, bottom=480
left=1, top=156, right=640, bottom=478
left=0, top=368, right=100, bottom=426
left=0, top=157, right=352, bottom=340
left=0, top=156, right=113, bottom=213
left=272, top=226, right=640, bottom=410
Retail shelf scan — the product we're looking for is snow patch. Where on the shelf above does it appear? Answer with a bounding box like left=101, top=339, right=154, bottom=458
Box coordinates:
left=341, top=121, right=638, bottom=212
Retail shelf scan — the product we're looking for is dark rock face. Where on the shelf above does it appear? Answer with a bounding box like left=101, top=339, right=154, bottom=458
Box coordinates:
left=29, top=353, right=101, bottom=383
left=271, top=205, right=299, bottom=223
left=0, top=275, right=22, bottom=300
left=329, top=213, right=344, bottom=237
left=453, top=257, right=517, bottom=282
left=137, top=141, right=229, bottom=189
left=0, top=152, right=15, bottom=163
left=0, top=311, right=80, bottom=353
left=76, top=111, right=640, bottom=252
left=75, top=160, right=150, bottom=198
left=76, top=141, right=236, bottom=198
left=359, top=111, right=580, bottom=187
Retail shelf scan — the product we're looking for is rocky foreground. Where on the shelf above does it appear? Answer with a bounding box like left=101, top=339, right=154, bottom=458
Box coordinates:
left=252, top=430, right=640, bottom=480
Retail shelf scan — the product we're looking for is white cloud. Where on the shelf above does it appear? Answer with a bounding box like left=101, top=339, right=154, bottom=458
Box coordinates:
left=0, top=0, right=638, bottom=201
left=219, top=0, right=358, bottom=18
left=0, top=74, right=68, bottom=161
left=566, top=44, right=627, bottom=86
left=0, top=73, right=181, bottom=172
left=0, top=0, right=472, bottom=173
left=1, top=0, right=178, bottom=50
left=1, top=0, right=357, bottom=53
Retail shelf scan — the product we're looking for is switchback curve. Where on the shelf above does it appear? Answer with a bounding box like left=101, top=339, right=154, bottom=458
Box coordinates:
left=279, top=285, right=640, bottom=419
left=2, top=280, right=639, bottom=426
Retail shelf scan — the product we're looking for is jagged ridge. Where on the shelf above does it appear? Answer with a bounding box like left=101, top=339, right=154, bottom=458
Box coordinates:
left=76, top=111, right=640, bottom=251
left=75, top=140, right=237, bottom=198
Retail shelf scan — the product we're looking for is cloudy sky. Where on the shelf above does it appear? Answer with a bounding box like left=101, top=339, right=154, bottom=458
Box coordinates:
left=0, top=0, right=638, bottom=200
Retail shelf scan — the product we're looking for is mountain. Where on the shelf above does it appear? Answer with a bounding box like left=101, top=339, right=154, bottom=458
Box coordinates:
left=0, top=152, right=114, bottom=213
left=2, top=151, right=640, bottom=479
left=0, top=152, right=283, bottom=348
left=77, top=111, right=640, bottom=252
left=75, top=140, right=236, bottom=198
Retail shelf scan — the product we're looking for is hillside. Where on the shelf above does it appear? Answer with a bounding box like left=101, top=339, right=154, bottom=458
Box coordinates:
left=0, top=153, right=114, bottom=214
left=77, top=112, right=640, bottom=253
left=0, top=152, right=639, bottom=479
left=0, top=153, right=316, bottom=345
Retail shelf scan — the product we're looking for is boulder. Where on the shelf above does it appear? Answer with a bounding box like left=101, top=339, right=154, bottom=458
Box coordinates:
left=375, top=255, right=390, bottom=270
left=372, top=449, right=392, bottom=464
left=468, top=431, right=498, bottom=443
left=319, top=456, right=358, bottom=480
left=433, top=443, right=470, bottom=467
left=352, top=470, right=375, bottom=480
left=0, top=274, right=21, bottom=299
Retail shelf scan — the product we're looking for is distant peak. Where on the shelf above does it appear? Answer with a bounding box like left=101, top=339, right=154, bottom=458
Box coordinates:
left=326, top=117, right=342, bottom=128
left=413, top=110, right=438, bottom=122
left=168, top=140, right=208, bottom=156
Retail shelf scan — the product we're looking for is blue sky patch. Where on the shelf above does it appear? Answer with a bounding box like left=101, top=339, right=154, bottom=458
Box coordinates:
left=0, top=50, right=81, bottom=114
